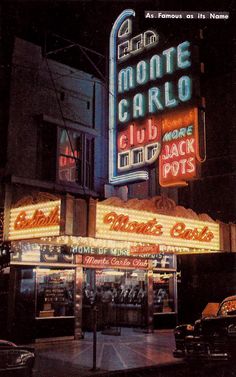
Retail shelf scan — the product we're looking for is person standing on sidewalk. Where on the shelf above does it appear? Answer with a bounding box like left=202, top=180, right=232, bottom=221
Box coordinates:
left=101, top=286, right=113, bottom=329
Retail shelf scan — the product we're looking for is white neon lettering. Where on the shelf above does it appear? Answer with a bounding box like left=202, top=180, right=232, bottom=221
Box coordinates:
left=148, top=87, right=163, bottom=112
left=133, top=93, right=145, bottom=118
left=177, top=41, right=191, bottom=69
left=136, top=60, right=149, bottom=84
left=179, top=140, right=185, bottom=155
left=162, top=138, right=195, bottom=160
left=186, top=139, right=195, bottom=153
left=165, top=82, right=178, bottom=108
left=117, top=41, right=191, bottom=93
left=163, top=163, right=171, bottom=178
left=162, top=157, right=196, bottom=179
left=162, top=125, right=194, bottom=142
left=118, top=41, right=130, bottom=60
left=187, top=157, right=195, bottom=172
left=178, top=76, right=192, bottom=102
left=118, top=67, right=135, bottom=93
left=162, top=47, right=176, bottom=74
left=150, top=55, right=163, bottom=79
left=118, top=99, right=130, bottom=122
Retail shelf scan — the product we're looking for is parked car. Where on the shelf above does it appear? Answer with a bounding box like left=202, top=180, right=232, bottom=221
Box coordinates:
left=173, top=295, right=236, bottom=361
left=0, top=339, right=35, bottom=376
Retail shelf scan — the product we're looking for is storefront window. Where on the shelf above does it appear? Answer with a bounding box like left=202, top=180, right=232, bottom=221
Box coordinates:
left=83, top=268, right=147, bottom=306
left=36, top=268, right=75, bottom=318
left=83, top=268, right=148, bottom=329
left=153, top=271, right=176, bottom=313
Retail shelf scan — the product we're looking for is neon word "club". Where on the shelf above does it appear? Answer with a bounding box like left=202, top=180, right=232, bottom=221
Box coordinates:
left=14, top=206, right=60, bottom=230
left=118, top=119, right=161, bottom=150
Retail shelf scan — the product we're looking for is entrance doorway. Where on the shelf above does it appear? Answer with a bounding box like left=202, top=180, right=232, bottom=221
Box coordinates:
left=82, top=268, right=148, bottom=330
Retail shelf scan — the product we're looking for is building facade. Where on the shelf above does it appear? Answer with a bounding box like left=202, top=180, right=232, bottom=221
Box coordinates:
left=0, top=37, right=107, bottom=341
left=5, top=193, right=234, bottom=342
left=0, top=6, right=236, bottom=343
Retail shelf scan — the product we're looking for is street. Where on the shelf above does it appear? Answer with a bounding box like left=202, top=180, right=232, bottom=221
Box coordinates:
left=33, top=358, right=236, bottom=377
left=30, top=329, right=236, bottom=377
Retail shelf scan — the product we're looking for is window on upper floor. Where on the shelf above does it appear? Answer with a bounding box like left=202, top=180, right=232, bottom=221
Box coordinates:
left=58, top=129, right=94, bottom=189
left=58, top=129, right=82, bottom=183
left=38, top=123, right=94, bottom=190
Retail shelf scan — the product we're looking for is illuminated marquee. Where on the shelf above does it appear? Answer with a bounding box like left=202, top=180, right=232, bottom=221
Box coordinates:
left=95, top=203, right=220, bottom=251
left=8, top=201, right=61, bottom=240
left=109, top=9, right=200, bottom=186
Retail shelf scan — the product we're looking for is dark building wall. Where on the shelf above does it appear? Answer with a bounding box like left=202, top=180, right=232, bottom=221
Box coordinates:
left=0, top=6, right=12, bottom=172
left=5, top=37, right=107, bottom=196
left=177, top=23, right=236, bottom=223
left=178, top=67, right=236, bottom=223
left=177, top=253, right=236, bottom=324
left=126, top=21, right=236, bottom=224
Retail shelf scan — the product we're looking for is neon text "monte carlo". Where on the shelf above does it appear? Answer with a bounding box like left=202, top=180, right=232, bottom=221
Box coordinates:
left=118, top=41, right=192, bottom=123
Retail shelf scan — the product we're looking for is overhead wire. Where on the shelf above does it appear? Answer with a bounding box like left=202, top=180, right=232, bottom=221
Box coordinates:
left=45, top=32, right=106, bottom=82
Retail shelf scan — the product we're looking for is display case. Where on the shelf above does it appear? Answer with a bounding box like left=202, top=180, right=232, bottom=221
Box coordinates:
left=35, top=268, right=75, bottom=339
left=36, top=268, right=74, bottom=318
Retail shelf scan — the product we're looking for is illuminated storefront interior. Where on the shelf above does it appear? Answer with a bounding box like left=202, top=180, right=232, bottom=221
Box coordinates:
left=5, top=195, right=222, bottom=340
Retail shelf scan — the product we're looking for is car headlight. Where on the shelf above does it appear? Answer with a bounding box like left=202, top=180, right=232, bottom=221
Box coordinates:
left=174, top=324, right=193, bottom=336
left=7, top=352, right=23, bottom=366
left=194, top=319, right=202, bottom=334
left=21, top=352, right=34, bottom=363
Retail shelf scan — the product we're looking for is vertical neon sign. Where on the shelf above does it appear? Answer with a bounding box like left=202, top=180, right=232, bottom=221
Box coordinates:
left=109, top=10, right=200, bottom=187
left=109, top=9, right=149, bottom=185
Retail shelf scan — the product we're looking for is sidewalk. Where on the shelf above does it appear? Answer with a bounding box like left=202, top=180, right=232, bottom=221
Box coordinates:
left=32, top=328, right=182, bottom=377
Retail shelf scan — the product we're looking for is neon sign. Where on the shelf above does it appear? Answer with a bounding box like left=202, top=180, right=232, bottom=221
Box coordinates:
left=159, top=107, right=201, bottom=186
left=14, top=207, right=59, bottom=230
left=109, top=10, right=197, bottom=185
left=103, top=211, right=214, bottom=242
left=117, top=41, right=192, bottom=122
left=95, top=204, right=220, bottom=251
left=8, top=201, right=61, bottom=240
left=83, top=255, right=148, bottom=269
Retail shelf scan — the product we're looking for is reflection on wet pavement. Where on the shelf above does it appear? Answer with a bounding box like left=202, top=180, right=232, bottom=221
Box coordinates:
left=33, top=328, right=177, bottom=376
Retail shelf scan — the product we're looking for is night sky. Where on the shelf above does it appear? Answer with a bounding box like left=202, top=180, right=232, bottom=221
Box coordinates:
left=0, top=0, right=235, bottom=222
left=1, top=0, right=235, bottom=78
